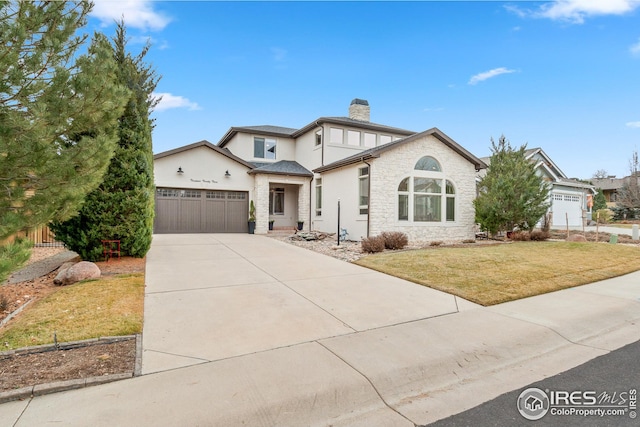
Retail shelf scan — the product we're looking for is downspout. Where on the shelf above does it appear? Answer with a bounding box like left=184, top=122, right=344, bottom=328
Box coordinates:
left=309, top=176, right=313, bottom=231
left=363, top=157, right=371, bottom=238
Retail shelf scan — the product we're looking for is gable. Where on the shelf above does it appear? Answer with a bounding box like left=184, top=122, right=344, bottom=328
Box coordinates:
left=314, top=127, right=486, bottom=173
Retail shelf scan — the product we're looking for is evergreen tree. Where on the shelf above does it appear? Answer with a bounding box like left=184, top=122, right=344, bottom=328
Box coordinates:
left=52, top=21, right=160, bottom=261
left=592, top=189, right=607, bottom=211
left=474, top=136, right=551, bottom=236
left=0, top=1, right=127, bottom=280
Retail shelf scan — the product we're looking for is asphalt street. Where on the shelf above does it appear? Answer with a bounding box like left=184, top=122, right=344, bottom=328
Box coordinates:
left=428, top=339, right=640, bottom=427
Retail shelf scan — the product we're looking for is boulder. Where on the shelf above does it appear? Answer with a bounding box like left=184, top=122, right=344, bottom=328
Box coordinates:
left=566, top=234, right=587, bottom=242
left=54, top=261, right=101, bottom=286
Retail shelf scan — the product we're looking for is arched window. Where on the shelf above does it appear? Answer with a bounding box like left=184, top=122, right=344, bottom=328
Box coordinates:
left=398, top=157, right=456, bottom=222
left=414, top=156, right=441, bottom=172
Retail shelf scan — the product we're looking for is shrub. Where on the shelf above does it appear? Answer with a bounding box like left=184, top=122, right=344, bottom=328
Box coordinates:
left=510, top=231, right=530, bottom=241
left=462, top=239, right=476, bottom=244
left=595, top=209, right=611, bottom=224
left=430, top=240, right=443, bottom=247
left=381, top=231, right=408, bottom=250
left=530, top=230, right=550, bottom=241
left=361, top=235, right=385, bottom=253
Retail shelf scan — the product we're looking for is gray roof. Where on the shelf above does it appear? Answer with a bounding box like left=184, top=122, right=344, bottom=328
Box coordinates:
left=314, top=127, right=486, bottom=173
left=248, top=160, right=313, bottom=177
left=292, top=116, right=415, bottom=138
left=591, top=177, right=625, bottom=190
left=232, top=125, right=298, bottom=136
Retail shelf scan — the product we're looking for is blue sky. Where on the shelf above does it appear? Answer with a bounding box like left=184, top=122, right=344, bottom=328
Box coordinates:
left=87, top=1, right=640, bottom=179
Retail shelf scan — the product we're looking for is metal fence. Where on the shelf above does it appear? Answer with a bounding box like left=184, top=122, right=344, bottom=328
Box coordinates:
left=24, top=225, right=65, bottom=247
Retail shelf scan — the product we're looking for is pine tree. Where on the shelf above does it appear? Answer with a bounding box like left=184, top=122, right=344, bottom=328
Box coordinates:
left=0, top=1, right=127, bottom=280
left=474, top=136, right=551, bottom=236
left=52, top=21, right=160, bottom=261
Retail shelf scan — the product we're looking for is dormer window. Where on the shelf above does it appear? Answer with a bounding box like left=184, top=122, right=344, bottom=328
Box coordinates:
left=254, top=137, right=276, bottom=160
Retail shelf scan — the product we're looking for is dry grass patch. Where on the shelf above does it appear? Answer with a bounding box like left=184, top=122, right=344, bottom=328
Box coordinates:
left=0, top=273, right=144, bottom=350
left=354, top=241, right=640, bottom=306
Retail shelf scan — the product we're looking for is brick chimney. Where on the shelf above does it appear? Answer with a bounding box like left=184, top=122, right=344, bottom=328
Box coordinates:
left=349, top=98, right=370, bottom=122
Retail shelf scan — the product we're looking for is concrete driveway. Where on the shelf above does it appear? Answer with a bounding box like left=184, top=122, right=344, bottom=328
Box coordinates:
left=3, top=234, right=640, bottom=426
left=142, top=234, right=476, bottom=374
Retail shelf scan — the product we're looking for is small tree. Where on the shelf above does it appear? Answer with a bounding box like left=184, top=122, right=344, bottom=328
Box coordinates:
left=474, top=136, right=551, bottom=236
left=593, top=189, right=607, bottom=211
left=52, top=21, right=160, bottom=261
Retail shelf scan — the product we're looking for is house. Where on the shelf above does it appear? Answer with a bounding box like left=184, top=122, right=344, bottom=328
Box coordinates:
left=479, top=148, right=595, bottom=228
left=153, top=99, right=486, bottom=242
left=591, top=175, right=625, bottom=207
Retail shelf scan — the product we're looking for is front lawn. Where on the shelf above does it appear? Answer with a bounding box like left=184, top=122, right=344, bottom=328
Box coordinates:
left=354, top=241, right=640, bottom=306
left=0, top=273, right=144, bottom=350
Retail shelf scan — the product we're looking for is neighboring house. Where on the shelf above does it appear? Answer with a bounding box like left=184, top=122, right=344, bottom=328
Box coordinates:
left=479, top=148, right=595, bottom=228
left=153, top=99, right=486, bottom=242
left=591, top=176, right=624, bottom=207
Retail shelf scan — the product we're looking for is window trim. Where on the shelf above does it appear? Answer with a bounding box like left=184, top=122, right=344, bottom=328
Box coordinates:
left=396, top=156, right=456, bottom=223
left=254, top=136, right=277, bottom=160
left=269, top=187, right=285, bottom=215
left=315, top=178, right=322, bottom=216
left=358, top=166, right=369, bottom=215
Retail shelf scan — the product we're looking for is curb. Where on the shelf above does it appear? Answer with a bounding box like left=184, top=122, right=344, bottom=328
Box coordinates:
left=0, top=334, right=140, bottom=404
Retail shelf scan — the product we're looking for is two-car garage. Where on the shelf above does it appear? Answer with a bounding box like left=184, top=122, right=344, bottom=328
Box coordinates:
left=154, top=188, right=249, bottom=233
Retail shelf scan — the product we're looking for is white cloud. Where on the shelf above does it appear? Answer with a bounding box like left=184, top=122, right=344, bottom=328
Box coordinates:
left=468, top=67, right=517, bottom=85
left=508, top=0, right=640, bottom=24
left=91, top=0, right=171, bottom=31
left=626, top=121, right=640, bottom=128
left=631, top=38, right=640, bottom=56
left=153, top=93, right=201, bottom=112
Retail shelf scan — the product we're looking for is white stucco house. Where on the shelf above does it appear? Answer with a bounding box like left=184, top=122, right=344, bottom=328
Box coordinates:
left=479, top=148, right=595, bottom=228
left=153, top=99, right=486, bottom=242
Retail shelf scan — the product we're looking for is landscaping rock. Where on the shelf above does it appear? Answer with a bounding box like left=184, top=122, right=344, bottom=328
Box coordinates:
left=566, top=234, right=587, bottom=242
left=53, top=261, right=101, bottom=286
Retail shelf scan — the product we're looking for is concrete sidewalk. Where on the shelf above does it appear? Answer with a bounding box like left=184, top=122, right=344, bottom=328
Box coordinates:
left=2, top=234, right=639, bottom=426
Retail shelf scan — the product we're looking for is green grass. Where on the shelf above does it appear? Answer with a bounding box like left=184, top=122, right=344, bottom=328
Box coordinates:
left=0, top=274, right=144, bottom=350
left=355, top=241, right=640, bottom=306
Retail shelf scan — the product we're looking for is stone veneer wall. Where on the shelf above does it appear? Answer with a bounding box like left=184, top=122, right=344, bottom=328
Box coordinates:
left=368, top=135, right=477, bottom=243
left=254, top=174, right=310, bottom=234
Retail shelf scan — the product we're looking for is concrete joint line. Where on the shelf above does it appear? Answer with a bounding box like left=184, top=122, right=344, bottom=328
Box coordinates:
left=221, top=241, right=359, bottom=333
left=145, top=280, right=279, bottom=295
left=317, top=341, right=417, bottom=426
left=13, top=396, right=33, bottom=427
left=488, top=310, right=615, bottom=353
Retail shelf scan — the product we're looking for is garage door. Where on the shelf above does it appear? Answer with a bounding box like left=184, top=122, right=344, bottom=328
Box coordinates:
left=552, top=193, right=583, bottom=227
left=154, top=188, right=249, bottom=233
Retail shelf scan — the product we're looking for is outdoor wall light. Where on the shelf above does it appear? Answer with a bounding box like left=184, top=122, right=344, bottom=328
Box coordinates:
left=177, top=166, right=184, bottom=174
left=225, top=170, right=231, bottom=177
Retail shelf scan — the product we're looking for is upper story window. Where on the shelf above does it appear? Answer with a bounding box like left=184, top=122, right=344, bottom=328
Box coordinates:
left=347, top=130, right=360, bottom=146
left=254, top=137, right=276, bottom=159
left=330, top=128, right=343, bottom=144
left=315, top=131, right=322, bottom=146
left=363, top=132, right=376, bottom=148
left=380, top=135, right=392, bottom=145
left=415, top=156, right=441, bottom=172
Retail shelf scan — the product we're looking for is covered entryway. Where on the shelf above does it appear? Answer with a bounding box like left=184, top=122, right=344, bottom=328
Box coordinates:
left=154, top=188, right=248, bottom=233
left=551, top=193, right=584, bottom=227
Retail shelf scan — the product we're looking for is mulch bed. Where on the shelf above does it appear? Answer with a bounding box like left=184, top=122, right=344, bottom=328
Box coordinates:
left=0, top=252, right=144, bottom=393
